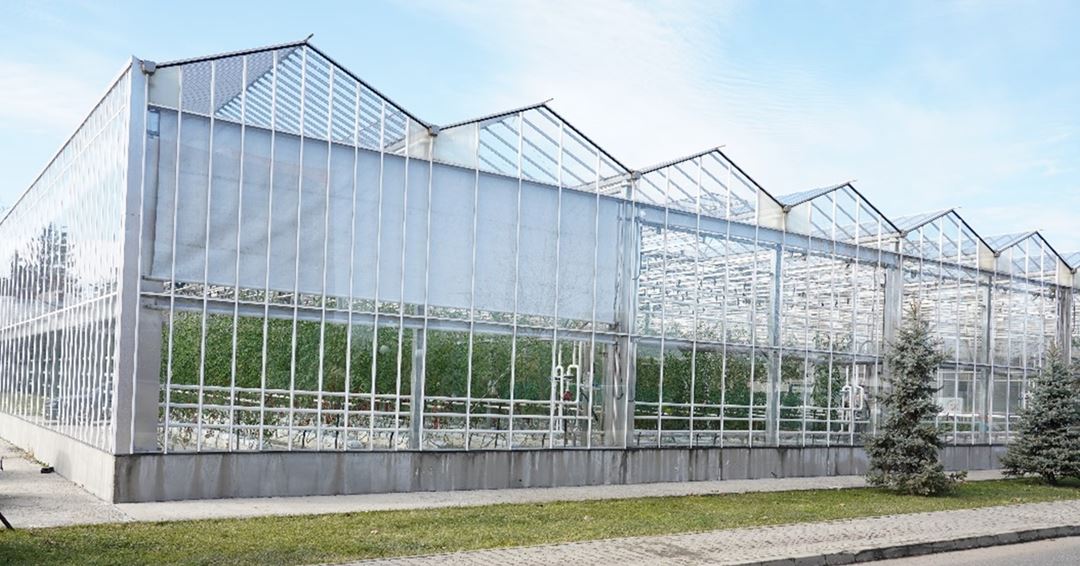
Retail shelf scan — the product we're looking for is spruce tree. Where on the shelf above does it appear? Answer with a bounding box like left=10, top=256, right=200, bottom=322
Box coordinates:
left=865, top=306, right=961, bottom=495
left=1000, top=349, right=1080, bottom=484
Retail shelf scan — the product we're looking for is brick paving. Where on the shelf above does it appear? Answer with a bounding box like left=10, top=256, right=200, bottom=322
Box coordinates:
left=345, top=500, right=1080, bottom=566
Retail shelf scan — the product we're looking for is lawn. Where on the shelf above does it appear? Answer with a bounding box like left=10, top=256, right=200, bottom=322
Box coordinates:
left=1, top=479, right=1078, bottom=565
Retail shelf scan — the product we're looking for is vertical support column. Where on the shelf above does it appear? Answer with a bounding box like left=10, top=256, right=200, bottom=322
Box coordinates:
left=765, top=243, right=783, bottom=446
left=408, top=315, right=426, bottom=450
left=1057, top=286, right=1072, bottom=361
left=132, top=297, right=163, bottom=452
left=878, top=256, right=903, bottom=434
left=112, top=58, right=149, bottom=455
left=603, top=197, right=639, bottom=448
left=981, top=282, right=994, bottom=441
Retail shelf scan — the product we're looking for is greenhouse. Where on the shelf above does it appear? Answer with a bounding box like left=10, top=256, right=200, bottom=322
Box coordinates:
left=1, top=40, right=1077, bottom=502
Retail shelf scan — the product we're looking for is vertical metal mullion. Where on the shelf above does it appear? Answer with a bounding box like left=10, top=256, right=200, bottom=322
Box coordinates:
left=848, top=202, right=860, bottom=446
left=78, top=296, right=92, bottom=443
left=825, top=194, right=837, bottom=447
left=656, top=171, right=669, bottom=447
left=57, top=218, right=70, bottom=433
left=718, top=165, right=732, bottom=447
left=314, top=65, right=335, bottom=451
left=162, top=66, right=185, bottom=453
left=547, top=120, right=565, bottom=449
left=689, top=158, right=703, bottom=447
left=286, top=47, right=309, bottom=450
left=258, top=50, right=280, bottom=449
left=367, top=101, right=387, bottom=450
left=746, top=199, right=761, bottom=448
left=464, top=119, right=482, bottom=451
left=508, top=120, right=523, bottom=448
left=393, top=116, right=410, bottom=450
left=586, top=149, right=600, bottom=449
left=91, top=294, right=107, bottom=444
left=194, top=61, right=218, bottom=451
left=227, top=55, right=249, bottom=452
left=341, top=80, right=361, bottom=451
left=417, top=119, right=434, bottom=451
left=123, top=66, right=152, bottom=453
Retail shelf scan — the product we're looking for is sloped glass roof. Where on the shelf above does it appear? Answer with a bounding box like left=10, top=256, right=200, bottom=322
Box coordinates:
left=777, top=182, right=898, bottom=248
left=775, top=182, right=850, bottom=208
left=151, top=41, right=424, bottom=152
left=432, top=102, right=629, bottom=189
left=892, top=209, right=953, bottom=233
left=985, top=231, right=1068, bottom=281
left=893, top=209, right=986, bottom=266
left=629, top=148, right=780, bottom=223
left=984, top=231, right=1036, bottom=252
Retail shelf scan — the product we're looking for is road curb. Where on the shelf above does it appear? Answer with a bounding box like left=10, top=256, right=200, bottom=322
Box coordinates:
left=748, top=525, right=1080, bottom=565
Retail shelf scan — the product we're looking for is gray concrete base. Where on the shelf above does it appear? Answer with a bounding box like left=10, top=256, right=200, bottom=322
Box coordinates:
left=0, top=415, right=1006, bottom=503
left=0, top=412, right=117, bottom=502
left=113, top=444, right=1006, bottom=503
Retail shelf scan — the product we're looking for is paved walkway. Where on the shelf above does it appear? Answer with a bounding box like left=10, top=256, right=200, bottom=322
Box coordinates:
left=0, top=439, right=127, bottom=528
left=1, top=437, right=1004, bottom=528
left=344, top=500, right=1080, bottom=565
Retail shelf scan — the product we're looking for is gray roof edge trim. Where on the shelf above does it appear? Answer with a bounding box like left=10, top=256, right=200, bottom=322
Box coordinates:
left=156, top=38, right=311, bottom=68
left=636, top=146, right=726, bottom=175
left=439, top=100, right=553, bottom=130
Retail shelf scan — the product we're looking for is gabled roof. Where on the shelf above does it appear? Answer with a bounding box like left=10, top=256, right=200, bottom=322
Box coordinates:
left=155, top=39, right=428, bottom=150
left=438, top=100, right=632, bottom=173
left=776, top=181, right=901, bottom=234
left=984, top=230, right=1071, bottom=268
left=632, top=146, right=783, bottom=208
left=158, top=38, right=428, bottom=127
left=436, top=100, right=630, bottom=187
left=892, top=208, right=992, bottom=251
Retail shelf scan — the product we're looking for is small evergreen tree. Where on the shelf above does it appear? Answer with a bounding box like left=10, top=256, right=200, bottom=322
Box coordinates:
left=1000, top=348, right=1080, bottom=484
left=865, top=306, right=961, bottom=495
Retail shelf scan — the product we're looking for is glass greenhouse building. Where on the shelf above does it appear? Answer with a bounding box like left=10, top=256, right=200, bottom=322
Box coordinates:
left=2, top=40, right=1078, bottom=502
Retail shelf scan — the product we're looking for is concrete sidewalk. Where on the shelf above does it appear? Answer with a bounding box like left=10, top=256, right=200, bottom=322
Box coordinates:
left=0, top=439, right=127, bottom=528
left=1, top=438, right=1004, bottom=528
left=343, top=500, right=1080, bottom=566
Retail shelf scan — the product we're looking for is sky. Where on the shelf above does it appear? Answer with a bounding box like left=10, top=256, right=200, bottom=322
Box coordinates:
left=2, top=0, right=1079, bottom=250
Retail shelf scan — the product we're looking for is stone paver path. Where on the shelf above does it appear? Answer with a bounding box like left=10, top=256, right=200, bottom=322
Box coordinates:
left=345, top=500, right=1080, bottom=566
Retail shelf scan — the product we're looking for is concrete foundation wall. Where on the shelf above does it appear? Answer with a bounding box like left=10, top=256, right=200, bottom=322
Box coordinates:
left=0, top=413, right=117, bottom=501
left=113, top=444, right=1006, bottom=503
left=0, top=415, right=1007, bottom=503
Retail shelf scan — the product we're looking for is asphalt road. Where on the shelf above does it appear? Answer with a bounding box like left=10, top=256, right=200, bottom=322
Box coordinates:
left=871, top=537, right=1080, bottom=565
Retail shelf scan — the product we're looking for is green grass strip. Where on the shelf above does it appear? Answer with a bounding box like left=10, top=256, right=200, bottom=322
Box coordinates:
left=1, top=479, right=1078, bottom=565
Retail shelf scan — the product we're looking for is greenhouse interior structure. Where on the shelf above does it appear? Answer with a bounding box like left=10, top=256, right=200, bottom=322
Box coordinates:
left=1, top=40, right=1078, bottom=502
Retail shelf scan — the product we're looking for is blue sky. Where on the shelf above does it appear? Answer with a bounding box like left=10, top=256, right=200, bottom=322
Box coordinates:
left=3, top=0, right=1079, bottom=250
